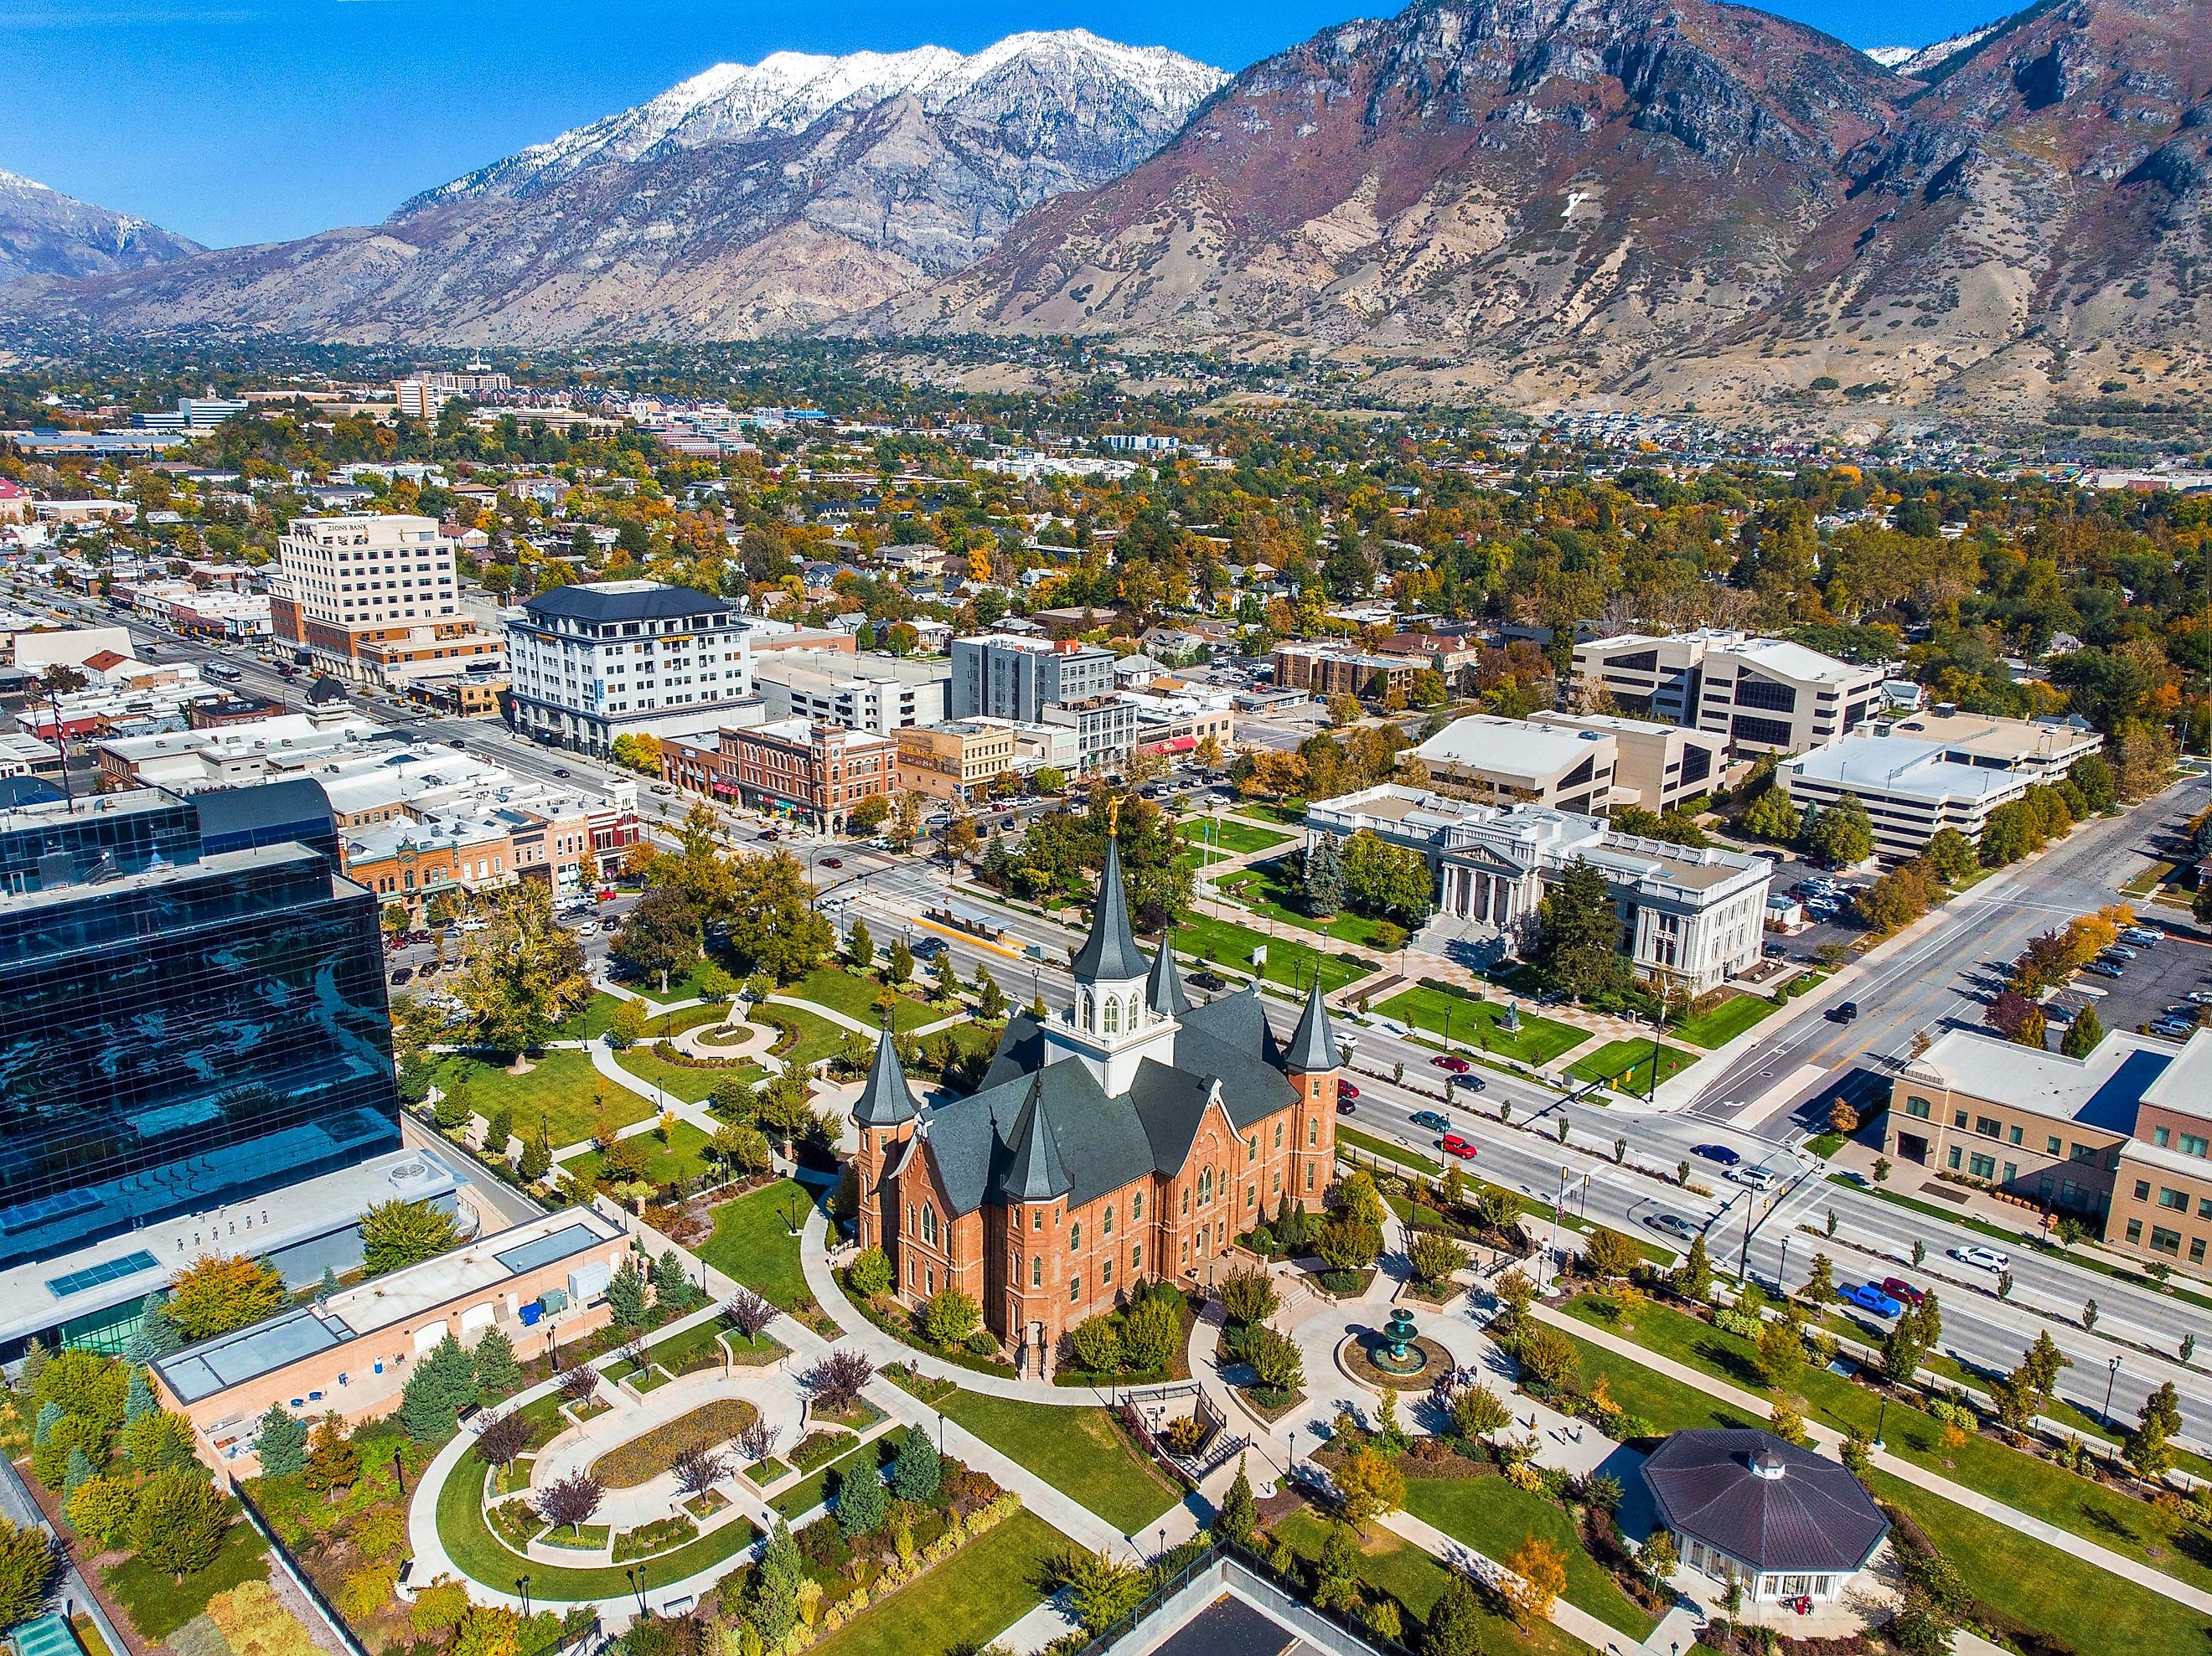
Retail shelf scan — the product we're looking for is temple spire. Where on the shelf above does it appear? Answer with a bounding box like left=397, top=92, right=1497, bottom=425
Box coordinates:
left=851, top=1020, right=917, bottom=1127
left=1002, top=1073, right=1071, bottom=1200
left=1071, top=833, right=1148, bottom=983
left=1284, top=972, right=1339, bottom=1073
left=1145, top=929, right=1191, bottom=1018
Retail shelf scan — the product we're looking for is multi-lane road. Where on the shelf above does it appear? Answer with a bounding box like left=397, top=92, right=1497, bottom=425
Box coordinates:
left=24, top=591, right=2212, bottom=1440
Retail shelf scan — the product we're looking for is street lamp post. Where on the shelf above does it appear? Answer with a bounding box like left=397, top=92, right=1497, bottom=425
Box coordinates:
left=625, top=1566, right=648, bottom=1619
left=1873, top=1395, right=1888, bottom=1452
left=2105, top=1355, right=2124, bottom=1450
left=517, top=1577, right=531, bottom=1621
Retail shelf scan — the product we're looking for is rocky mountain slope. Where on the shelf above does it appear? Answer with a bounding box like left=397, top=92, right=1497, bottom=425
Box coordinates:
left=0, top=171, right=202, bottom=283
left=0, top=30, right=1223, bottom=343
left=876, top=0, right=2210, bottom=417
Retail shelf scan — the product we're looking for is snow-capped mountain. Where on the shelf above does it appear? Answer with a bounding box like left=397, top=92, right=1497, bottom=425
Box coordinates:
left=0, top=30, right=1225, bottom=343
left=0, top=170, right=201, bottom=283
left=1862, top=23, right=2005, bottom=78
left=420, top=32, right=1225, bottom=205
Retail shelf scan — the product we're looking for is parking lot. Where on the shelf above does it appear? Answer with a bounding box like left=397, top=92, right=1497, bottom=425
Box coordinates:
left=2050, top=930, right=2212, bottom=1040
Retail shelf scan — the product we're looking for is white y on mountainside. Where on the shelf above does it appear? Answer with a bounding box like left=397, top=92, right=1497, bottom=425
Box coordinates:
left=417, top=29, right=1228, bottom=204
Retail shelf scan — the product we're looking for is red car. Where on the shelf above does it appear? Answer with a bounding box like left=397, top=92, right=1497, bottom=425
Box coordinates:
left=1431, top=1055, right=1471, bottom=1074
left=1879, top=1277, right=1925, bottom=1307
left=1440, top=1133, right=1479, bottom=1161
left=1339, top=1082, right=1360, bottom=1101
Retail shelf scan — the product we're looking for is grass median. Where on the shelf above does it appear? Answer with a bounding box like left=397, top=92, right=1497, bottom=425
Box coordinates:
left=928, top=1389, right=1181, bottom=1534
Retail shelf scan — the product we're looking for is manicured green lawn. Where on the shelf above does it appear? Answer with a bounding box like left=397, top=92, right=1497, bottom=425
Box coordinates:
left=1269, top=1510, right=1579, bottom=1656
left=1377, top=986, right=1589, bottom=1065
left=698, top=1179, right=816, bottom=1308
left=1405, top=1478, right=1657, bottom=1638
left=551, top=991, right=626, bottom=1041
left=1672, top=993, right=1780, bottom=1050
left=930, top=1390, right=1181, bottom=1534
left=102, top=1511, right=270, bottom=1640
left=435, top=1447, right=761, bottom=1599
left=429, top=1050, right=649, bottom=1146
left=1339, top=1124, right=1443, bottom=1175
left=1217, top=863, right=1403, bottom=949
left=629, top=959, right=724, bottom=1003
left=1872, top=1472, right=2212, bottom=1656
left=785, top=965, right=936, bottom=1032
left=1563, top=1295, right=2212, bottom=1598
left=610, top=1046, right=760, bottom=1106
left=767, top=1005, right=854, bottom=1070
left=560, top=1118, right=714, bottom=1188
left=1172, top=912, right=1370, bottom=997
left=1546, top=1318, right=2211, bottom=1656
left=811, top=1509, right=1066, bottom=1656
left=1236, top=801, right=1310, bottom=828
left=1181, top=817, right=1292, bottom=856
left=1566, top=1039, right=1696, bottom=1093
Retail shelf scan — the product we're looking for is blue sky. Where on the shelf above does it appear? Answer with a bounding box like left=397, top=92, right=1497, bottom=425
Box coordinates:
left=5, top=0, right=2005, bottom=250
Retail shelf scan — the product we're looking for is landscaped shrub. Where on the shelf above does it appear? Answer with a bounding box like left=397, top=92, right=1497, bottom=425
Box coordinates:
left=790, top=1430, right=858, bottom=1473
left=587, top=1398, right=760, bottom=1489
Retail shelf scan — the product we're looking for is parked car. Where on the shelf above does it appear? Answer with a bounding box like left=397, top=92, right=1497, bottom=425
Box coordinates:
left=2121, top=926, right=2164, bottom=946
left=1451, top=1073, right=1488, bottom=1092
left=2152, top=1018, right=2194, bottom=1040
left=1840, top=1282, right=1904, bottom=1318
left=1879, top=1277, right=1925, bottom=1306
left=2102, top=944, right=2138, bottom=962
left=1646, top=1213, right=1702, bottom=1243
left=1725, top=1164, right=1780, bottom=1191
left=1410, top=1111, right=1451, bottom=1133
left=2085, top=961, right=2126, bottom=979
left=2186, top=990, right=2212, bottom=1006
left=1431, top=1055, right=1472, bottom=1074
left=576, top=920, right=599, bottom=937
left=1949, top=1245, right=2010, bottom=1272
left=1440, top=1133, right=1479, bottom=1161
left=1828, top=1001, right=1859, bottom=1023
left=389, top=967, right=413, bottom=985
left=1339, top=1082, right=1360, bottom=1101
left=1693, top=1143, right=1742, bottom=1167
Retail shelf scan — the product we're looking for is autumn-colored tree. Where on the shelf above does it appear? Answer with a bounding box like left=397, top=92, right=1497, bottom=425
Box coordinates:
left=167, top=1253, right=287, bottom=1341
left=1501, top=1535, right=1569, bottom=1624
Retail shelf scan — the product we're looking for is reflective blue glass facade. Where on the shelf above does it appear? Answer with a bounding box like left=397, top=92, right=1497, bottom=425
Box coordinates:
left=0, top=786, right=401, bottom=1272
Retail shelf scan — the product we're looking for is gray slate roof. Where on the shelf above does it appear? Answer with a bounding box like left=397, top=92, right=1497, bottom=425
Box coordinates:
left=1071, top=838, right=1149, bottom=983
left=1284, top=974, right=1339, bottom=1073
left=852, top=1024, right=917, bottom=1127
left=1641, top=1429, right=1889, bottom=1573
left=1146, top=936, right=1192, bottom=1018
left=920, top=983, right=1300, bottom=1216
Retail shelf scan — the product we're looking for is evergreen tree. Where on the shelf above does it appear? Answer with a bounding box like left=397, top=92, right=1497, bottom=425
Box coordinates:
left=834, top=1460, right=886, bottom=1538
left=1532, top=857, right=1631, bottom=999
left=256, top=1406, right=309, bottom=1478
left=317, top=1266, right=342, bottom=1302
left=472, top=1328, right=521, bottom=1400
left=652, top=1249, right=692, bottom=1307
left=399, top=1332, right=479, bottom=1440
left=608, top=1258, right=649, bottom=1330
left=1302, top=835, right=1345, bottom=917
left=519, top=1128, right=552, bottom=1183
left=123, top=1297, right=178, bottom=1363
left=890, top=1424, right=941, bottom=1503
left=1213, top=1455, right=1258, bottom=1546
left=125, top=1367, right=157, bottom=1423
left=1423, top=1573, right=1486, bottom=1656
left=845, top=919, right=874, bottom=972
left=2060, top=1005, right=2105, bottom=1058
left=974, top=966, right=1005, bottom=1021
left=63, top=1447, right=96, bottom=1504
left=750, top=1519, right=804, bottom=1643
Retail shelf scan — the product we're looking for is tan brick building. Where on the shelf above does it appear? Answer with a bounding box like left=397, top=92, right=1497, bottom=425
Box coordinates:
left=1884, top=1028, right=2212, bottom=1268
left=897, top=720, right=1021, bottom=803
left=662, top=716, right=899, bottom=832
left=852, top=840, right=1340, bottom=1370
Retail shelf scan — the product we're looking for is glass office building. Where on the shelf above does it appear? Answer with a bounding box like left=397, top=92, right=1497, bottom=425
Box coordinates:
left=0, top=783, right=401, bottom=1279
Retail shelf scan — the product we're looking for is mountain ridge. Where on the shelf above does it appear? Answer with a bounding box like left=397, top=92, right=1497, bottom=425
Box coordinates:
left=0, top=170, right=204, bottom=285
left=0, top=29, right=1226, bottom=344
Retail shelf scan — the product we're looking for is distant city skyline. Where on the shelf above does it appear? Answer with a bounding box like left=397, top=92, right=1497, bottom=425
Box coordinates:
left=5, top=0, right=2009, bottom=250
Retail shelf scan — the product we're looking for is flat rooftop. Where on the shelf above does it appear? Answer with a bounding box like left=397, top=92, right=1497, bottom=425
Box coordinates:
left=154, top=1205, right=620, bottom=1402
left=1783, top=735, right=2019, bottom=802
left=1905, top=1028, right=2179, bottom=1129
left=1413, top=715, right=1610, bottom=782
left=1881, top=710, right=2101, bottom=766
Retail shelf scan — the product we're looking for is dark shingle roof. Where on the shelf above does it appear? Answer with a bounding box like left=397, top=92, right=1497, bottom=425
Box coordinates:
left=1071, top=838, right=1149, bottom=983
left=521, top=583, right=735, bottom=624
left=1641, top=1430, right=1889, bottom=1574
left=1180, top=984, right=1287, bottom=1071
left=852, top=1025, right=917, bottom=1127
left=1146, top=936, right=1191, bottom=1018
left=1284, top=975, right=1339, bottom=1074
left=1000, top=1075, right=1072, bottom=1201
